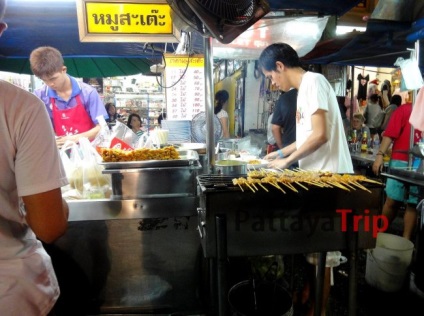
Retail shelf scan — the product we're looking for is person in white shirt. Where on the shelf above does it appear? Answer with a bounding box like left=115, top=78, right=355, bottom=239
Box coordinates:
left=214, top=89, right=230, bottom=138
left=262, top=44, right=353, bottom=174
left=0, top=1, right=69, bottom=314
left=260, top=42, right=353, bottom=316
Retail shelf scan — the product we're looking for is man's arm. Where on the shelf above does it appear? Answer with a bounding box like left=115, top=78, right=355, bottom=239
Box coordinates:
left=219, top=117, right=230, bottom=138
left=23, top=188, right=68, bottom=244
left=372, top=135, right=392, bottom=175
left=272, top=124, right=283, bottom=148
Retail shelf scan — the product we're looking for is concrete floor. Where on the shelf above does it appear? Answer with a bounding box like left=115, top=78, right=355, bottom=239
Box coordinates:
left=224, top=215, right=424, bottom=316
left=282, top=222, right=424, bottom=316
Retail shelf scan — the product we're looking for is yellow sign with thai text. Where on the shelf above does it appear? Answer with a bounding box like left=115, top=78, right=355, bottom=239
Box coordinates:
left=76, top=0, right=180, bottom=43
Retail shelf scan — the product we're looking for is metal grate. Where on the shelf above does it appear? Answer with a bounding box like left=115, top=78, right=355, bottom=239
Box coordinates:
left=197, top=174, right=240, bottom=190
left=194, top=0, right=256, bottom=25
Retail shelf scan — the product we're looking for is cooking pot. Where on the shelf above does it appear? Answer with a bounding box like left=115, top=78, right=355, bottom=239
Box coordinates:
left=215, top=160, right=247, bottom=175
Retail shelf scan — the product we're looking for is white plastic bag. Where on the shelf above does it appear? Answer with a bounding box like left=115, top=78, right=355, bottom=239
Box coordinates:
left=59, top=140, right=80, bottom=194
left=133, top=133, right=155, bottom=149
left=394, top=57, right=424, bottom=90
left=80, top=137, right=111, bottom=199
left=111, top=121, right=138, bottom=147
left=71, top=138, right=111, bottom=199
left=91, top=115, right=111, bottom=150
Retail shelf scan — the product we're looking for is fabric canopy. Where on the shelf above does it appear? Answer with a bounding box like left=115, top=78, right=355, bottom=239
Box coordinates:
left=0, top=56, right=152, bottom=78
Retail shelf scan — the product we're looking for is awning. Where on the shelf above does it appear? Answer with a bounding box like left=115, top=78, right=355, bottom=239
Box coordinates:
left=0, top=0, right=363, bottom=77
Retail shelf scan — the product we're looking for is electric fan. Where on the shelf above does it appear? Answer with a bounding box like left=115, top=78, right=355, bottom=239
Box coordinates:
left=167, top=0, right=270, bottom=44
left=191, top=111, right=222, bottom=143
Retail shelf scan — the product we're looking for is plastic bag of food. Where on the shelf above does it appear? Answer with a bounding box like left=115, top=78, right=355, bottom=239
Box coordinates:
left=110, top=121, right=137, bottom=149
left=73, top=137, right=111, bottom=199
left=59, top=140, right=80, bottom=194
left=92, top=115, right=111, bottom=154
left=133, top=132, right=155, bottom=149
left=394, top=57, right=424, bottom=90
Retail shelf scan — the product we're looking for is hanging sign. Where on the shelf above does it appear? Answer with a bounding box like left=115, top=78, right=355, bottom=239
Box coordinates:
left=164, top=54, right=205, bottom=120
left=76, top=0, right=180, bottom=42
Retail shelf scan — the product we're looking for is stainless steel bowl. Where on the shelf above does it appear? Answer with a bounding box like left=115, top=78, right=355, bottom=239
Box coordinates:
left=215, top=160, right=247, bottom=175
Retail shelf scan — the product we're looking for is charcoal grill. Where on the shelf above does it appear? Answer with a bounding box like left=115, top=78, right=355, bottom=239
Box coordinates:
left=197, top=174, right=383, bottom=316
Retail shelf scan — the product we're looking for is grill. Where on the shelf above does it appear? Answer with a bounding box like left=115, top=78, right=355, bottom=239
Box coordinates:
left=196, top=174, right=383, bottom=316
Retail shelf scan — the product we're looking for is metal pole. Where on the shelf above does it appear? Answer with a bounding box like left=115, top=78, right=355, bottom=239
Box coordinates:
left=337, top=50, right=411, bottom=64
left=348, top=209, right=358, bottom=316
left=204, top=36, right=215, bottom=174
left=350, top=66, right=355, bottom=123
left=409, top=41, right=420, bottom=167
left=314, top=252, right=326, bottom=316
left=216, top=215, right=228, bottom=316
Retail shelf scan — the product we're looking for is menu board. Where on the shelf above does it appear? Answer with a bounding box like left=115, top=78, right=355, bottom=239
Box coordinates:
left=164, top=54, right=205, bottom=120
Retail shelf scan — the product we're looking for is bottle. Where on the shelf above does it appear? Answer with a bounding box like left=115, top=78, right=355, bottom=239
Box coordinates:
left=361, top=131, right=368, bottom=153
left=352, top=130, right=357, bottom=144
left=372, top=134, right=380, bottom=155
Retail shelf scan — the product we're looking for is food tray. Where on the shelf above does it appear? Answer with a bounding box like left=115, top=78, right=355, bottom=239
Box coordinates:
left=100, top=149, right=199, bottom=169
left=247, top=159, right=269, bottom=169
left=232, top=157, right=269, bottom=169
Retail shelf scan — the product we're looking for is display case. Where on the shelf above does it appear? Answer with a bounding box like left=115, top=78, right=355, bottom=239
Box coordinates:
left=114, top=92, right=165, bottom=130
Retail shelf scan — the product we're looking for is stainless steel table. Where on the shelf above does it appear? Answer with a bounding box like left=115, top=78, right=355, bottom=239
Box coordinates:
left=351, top=151, right=377, bottom=164
left=50, top=197, right=204, bottom=315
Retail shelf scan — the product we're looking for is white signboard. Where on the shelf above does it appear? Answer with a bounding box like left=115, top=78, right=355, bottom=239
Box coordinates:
left=164, top=54, right=205, bottom=120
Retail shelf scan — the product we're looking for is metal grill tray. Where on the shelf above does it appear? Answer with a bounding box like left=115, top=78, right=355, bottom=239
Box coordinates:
left=197, top=173, right=383, bottom=192
left=100, top=149, right=199, bottom=169
left=388, top=167, right=424, bottom=181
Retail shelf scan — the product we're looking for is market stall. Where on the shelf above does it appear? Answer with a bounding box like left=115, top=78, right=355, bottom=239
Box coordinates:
left=4, top=1, right=424, bottom=315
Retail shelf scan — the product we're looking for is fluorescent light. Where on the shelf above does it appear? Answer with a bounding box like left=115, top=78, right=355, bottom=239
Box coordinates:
left=336, top=25, right=366, bottom=35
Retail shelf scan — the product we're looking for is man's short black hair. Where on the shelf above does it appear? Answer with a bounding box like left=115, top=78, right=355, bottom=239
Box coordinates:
left=258, top=43, right=302, bottom=72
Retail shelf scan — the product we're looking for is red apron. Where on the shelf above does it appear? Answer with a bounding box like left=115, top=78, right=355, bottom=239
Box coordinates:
left=51, top=94, right=95, bottom=136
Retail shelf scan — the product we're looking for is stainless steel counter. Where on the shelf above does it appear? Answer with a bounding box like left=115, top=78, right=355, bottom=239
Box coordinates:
left=67, top=197, right=198, bottom=221
left=351, top=151, right=377, bottom=164
left=50, top=197, right=205, bottom=315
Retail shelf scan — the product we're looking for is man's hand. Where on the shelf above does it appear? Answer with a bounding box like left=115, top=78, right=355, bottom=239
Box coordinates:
left=372, top=155, right=384, bottom=175
left=56, top=135, right=79, bottom=148
left=264, top=151, right=278, bottom=160
left=267, top=158, right=289, bottom=170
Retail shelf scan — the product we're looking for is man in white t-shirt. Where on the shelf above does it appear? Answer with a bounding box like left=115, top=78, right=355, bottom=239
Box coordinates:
left=262, top=44, right=353, bottom=174
left=0, top=1, right=69, bottom=314
left=260, top=43, right=353, bottom=316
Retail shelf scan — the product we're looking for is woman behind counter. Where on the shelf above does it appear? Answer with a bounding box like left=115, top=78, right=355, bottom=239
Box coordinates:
left=105, top=102, right=124, bottom=127
left=127, top=113, right=144, bottom=137
left=214, top=89, right=230, bottom=138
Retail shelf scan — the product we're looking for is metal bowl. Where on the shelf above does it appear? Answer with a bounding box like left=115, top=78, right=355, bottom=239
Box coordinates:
left=215, top=160, right=247, bottom=175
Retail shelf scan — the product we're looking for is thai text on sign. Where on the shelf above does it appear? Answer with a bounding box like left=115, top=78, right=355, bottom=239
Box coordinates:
left=76, top=0, right=179, bottom=42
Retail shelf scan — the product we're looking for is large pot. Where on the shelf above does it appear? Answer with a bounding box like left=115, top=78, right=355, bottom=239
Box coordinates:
left=215, top=160, right=247, bottom=175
